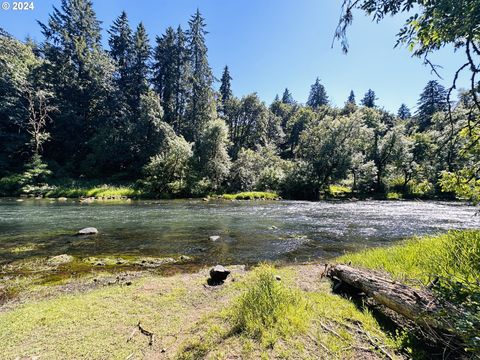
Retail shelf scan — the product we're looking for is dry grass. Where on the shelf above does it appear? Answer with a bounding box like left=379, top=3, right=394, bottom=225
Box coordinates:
left=0, top=263, right=402, bottom=359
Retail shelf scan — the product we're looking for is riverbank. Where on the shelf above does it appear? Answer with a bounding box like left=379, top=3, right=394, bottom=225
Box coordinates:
left=1, top=230, right=478, bottom=359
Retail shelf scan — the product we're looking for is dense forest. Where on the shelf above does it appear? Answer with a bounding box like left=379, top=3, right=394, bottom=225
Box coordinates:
left=0, top=0, right=478, bottom=200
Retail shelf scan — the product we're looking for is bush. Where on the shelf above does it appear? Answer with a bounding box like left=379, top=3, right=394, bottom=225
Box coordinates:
left=0, top=174, right=23, bottom=196
left=142, top=134, right=192, bottom=196
left=231, top=265, right=310, bottom=347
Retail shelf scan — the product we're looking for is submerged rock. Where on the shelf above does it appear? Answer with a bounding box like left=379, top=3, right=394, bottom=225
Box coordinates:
left=78, top=227, right=98, bottom=235
left=133, top=257, right=176, bottom=268
left=57, top=197, right=68, bottom=201
left=209, top=265, right=230, bottom=284
left=47, top=254, right=74, bottom=266
left=209, top=235, right=220, bottom=241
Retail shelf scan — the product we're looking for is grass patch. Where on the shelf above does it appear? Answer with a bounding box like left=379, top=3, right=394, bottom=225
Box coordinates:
left=45, top=185, right=142, bottom=199
left=230, top=264, right=309, bottom=347
left=328, top=185, right=352, bottom=197
left=386, top=192, right=402, bottom=200
left=221, top=191, right=279, bottom=200
left=338, top=230, right=480, bottom=286
left=179, top=265, right=402, bottom=359
left=339, top=230, right=480, bottom=355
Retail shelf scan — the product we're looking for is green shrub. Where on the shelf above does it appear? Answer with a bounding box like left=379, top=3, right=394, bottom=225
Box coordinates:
left=231, top=265, right=309, bottom=347
left=0, top=174, right=23, bottom=196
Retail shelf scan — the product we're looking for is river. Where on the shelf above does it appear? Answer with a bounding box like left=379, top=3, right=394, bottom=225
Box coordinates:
left=0, top=198, right=479, bottom=265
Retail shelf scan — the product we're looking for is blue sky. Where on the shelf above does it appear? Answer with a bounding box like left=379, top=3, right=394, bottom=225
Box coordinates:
left=0, top=0, right=468, bottom=113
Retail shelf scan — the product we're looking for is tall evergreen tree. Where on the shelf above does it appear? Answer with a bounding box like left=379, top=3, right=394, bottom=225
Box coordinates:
left=347, top=90, right=356, bottom=105
left=306, top=78, right=328, bottom=108
left=361, top=89, right=377, bottom=108
left=282, top=88, right=294, bottom=105
left=416, top=80, right=447, bottom=131
left=219, top=65, right=233, bottom=105
left=130, top=22, right=150, bottom=111
left=39, top=0, right=114, bottom=173
left=186, top=9, right=214, bottom=142
left=153, top=27, right=177, bottom=127
left=108, top=11, right=133, bottom=92
left=397, top=103, right=411, bottom=120
left=173, top=26, right=190, bottom=134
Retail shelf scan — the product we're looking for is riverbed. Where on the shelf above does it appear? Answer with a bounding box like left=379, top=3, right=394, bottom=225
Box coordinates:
left=0, top=198, right=478, bottom=265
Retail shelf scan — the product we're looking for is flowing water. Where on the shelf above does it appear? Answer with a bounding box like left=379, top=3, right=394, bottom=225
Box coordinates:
left=0, top=198, right=479, bottom=265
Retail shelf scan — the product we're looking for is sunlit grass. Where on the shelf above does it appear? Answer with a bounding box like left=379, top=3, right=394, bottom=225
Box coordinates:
left=222, top=191, right=279, bottom=200
left=45, top=185, right=142, bottom=198
left=328, top=185, right=352, bottom=197
left=230, top=264, right=309, bottom=347
left=338, top=230, right=480, bottom=285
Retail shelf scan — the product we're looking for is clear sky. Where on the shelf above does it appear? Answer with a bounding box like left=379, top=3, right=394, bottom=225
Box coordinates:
left=0, top=0, right=468, bottom=113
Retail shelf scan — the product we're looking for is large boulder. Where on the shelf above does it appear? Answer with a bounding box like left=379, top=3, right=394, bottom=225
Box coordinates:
left=78, top=227, right=98, bottom=235
left=209, top=265, right=231, bottom=284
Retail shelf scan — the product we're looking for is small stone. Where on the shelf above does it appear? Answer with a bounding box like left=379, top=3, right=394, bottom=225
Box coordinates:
left=125, top=281, right=132, bottom=286
left=275, top=275, right=282, bottom=281
left=58, top=197, right=68, bottom=201
left=202, top=197, right=209, bottom=201
left=77, top=227, right=98, bottom=235
left=209, top=235, right=220, bottom=241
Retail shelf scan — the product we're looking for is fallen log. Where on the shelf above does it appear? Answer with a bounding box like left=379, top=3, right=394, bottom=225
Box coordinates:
left=325, top=264, right=456, bottom=334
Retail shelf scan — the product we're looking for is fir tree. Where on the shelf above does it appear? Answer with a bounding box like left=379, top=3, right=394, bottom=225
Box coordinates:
left=219, top=65, right=233, bottom=105
left=347, top=90, right=356, bottom=105
left=38, top=0, right=113, bottom=172
left=173, top=26, right=190, bottom=134
left=361, top=89, right=377, bottom=108
left=306, top=78, right=329, bottom=108
left=397, top=103, right=411, bottom=120
left=186, top=9, right=214, bottom=142
left=108, top=11, right=133, bottom=91
left=130, top=22, right=150, bottom=111
left=153, top=26, right=177, bottom=127
left=416, top=80, right=447, bottom=131
left=282, top=88, right=294, bottom=105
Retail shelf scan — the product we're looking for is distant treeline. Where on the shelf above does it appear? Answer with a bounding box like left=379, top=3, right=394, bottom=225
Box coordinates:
left=0, top=0, right=477, bottom=200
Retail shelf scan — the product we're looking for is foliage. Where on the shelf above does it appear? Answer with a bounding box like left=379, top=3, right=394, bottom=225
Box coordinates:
left=142, top=129, right=192, bottom=196
left=229, top=145, right=288, bottom=192
left=306, top=77, right=329, bottom=108
left=416, top=80, right=447, bottom=131
left=0, top=1, right=478, bottom=201
left=360, top=89, right=377, bottom=108
left=194, top=118, right=231, bottom=192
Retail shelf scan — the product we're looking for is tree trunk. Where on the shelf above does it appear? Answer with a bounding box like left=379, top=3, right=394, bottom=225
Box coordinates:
left=325, top=264, right=456, bottom=333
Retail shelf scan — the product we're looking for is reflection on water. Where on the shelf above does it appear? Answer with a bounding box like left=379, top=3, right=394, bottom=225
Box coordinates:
left=0, top=198, right=478, bottom=265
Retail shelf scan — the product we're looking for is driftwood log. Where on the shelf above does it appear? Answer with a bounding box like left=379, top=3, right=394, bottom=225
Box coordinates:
left=325, top=264, right=457, bottom=334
